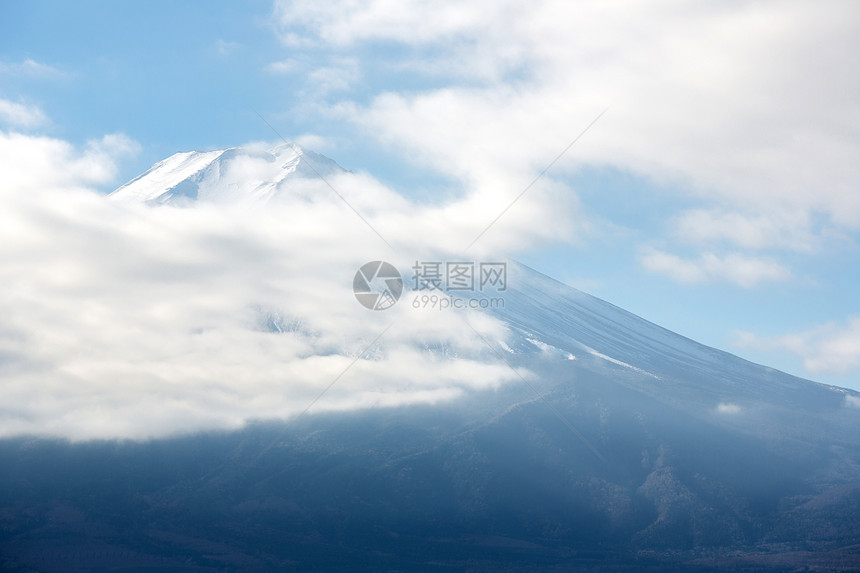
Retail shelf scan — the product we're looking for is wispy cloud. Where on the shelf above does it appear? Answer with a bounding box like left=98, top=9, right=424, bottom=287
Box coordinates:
left=265, top=57, right=360, bottom=94
left=716, top=403, right=742, bottom=415
left=215, top=39, right=241, bottom=55
left=0, top=58, right=63, bottom=78
left=734, top=318, right=860, bottom=375
left=0, top=99, right=48, bottom=129
left=265, top=59, right=298, bottom=74
left=675, top=209, right=818, bottom=253
left=273, top=0, right=494, bottom=47
left=306, top=59, right=360, bottom=93
left=639, top=249, right=790, bottom=288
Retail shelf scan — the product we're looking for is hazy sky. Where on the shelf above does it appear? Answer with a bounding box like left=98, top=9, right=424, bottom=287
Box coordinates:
left=1, top=1, right=859, bottom=439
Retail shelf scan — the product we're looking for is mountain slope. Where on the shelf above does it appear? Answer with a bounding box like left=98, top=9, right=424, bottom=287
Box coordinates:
left=2, top=265, right=856, bottom=571
left=495, top=263, right=858, bottom=430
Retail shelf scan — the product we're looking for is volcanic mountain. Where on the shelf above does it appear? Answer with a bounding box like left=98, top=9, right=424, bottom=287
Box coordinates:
left=2, top=145, right=858, bottom=572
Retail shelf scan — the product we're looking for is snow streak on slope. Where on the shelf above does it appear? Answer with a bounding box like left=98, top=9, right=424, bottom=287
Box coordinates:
left=493, top=263, right=844, bottom=406
left=110, top=149, right=230, bottom=203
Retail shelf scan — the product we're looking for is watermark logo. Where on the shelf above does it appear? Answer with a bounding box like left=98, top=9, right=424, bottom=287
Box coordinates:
left=353, top=260, right=506, bottom=310
left=353, top=261, right=403, bottom=310
left=411, top=261, right=507, bottom=292
left=411, top=260, right=506, bottom=310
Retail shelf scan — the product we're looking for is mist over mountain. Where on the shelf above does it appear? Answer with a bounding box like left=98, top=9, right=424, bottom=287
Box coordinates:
left=1, top=145, right=858, bottom=572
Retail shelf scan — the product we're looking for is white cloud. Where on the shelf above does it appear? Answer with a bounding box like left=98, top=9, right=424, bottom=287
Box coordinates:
left=716, top=403, right=742, bottom=415
left=307, top=58, right=360, bottom=93
left=0, top=130, right=139, bottom=192
left=216, top=39, right=241, bottom=55
left=675, top=209, right=817, bottom=252
left=735, top=318, right=860, bottom=375
left=266, top=59, right=298, bottom=74
left=273, top=0, right=496, bottom=47
left=266, top=57, right=360, bottom=94
left=273, top=0, right=860, bottom=233
left=0, top=99, right=48, bottom=129
left=0, top=58, right=63, bottom=78
left=640, top=249, right=790, bottom=287
left=0, top=133, right=539, bottom=441
left=846, top=395, right=860, bottom=409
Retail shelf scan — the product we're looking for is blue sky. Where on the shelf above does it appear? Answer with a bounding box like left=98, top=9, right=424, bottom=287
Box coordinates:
left=2, top=0, right=860, bottom=393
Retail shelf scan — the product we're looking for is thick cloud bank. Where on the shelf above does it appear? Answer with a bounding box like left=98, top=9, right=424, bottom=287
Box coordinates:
left=0, top=134, right=549, bottom=441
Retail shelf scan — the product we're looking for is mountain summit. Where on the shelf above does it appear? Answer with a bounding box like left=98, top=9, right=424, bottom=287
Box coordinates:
left=109, top=143, right=345, bottom=205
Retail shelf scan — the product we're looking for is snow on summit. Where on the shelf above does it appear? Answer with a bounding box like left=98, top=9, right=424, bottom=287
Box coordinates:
left=109, top=143, right=345, bottom=205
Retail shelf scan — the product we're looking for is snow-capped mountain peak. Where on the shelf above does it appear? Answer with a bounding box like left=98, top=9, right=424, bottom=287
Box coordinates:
left=109, top=143, right=346, bottom=205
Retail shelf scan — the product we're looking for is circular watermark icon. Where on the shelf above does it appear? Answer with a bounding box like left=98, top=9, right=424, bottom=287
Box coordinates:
left=353, top=261, right=403, bottom=310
